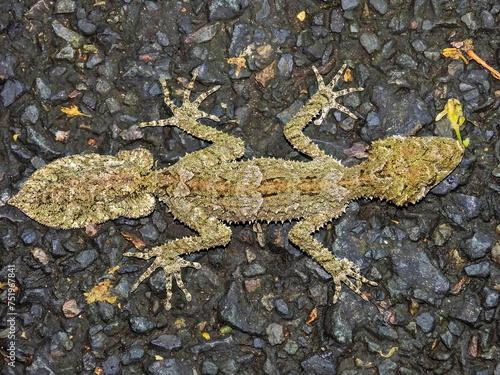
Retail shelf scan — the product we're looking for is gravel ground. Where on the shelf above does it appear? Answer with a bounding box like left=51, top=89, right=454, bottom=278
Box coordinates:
left=1, top=0, right=500, bottom=374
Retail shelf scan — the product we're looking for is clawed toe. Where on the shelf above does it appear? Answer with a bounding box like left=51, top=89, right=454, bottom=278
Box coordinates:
left=330, top=258, right=377, bottom=304
left=124, top=250, right=202, bottom=310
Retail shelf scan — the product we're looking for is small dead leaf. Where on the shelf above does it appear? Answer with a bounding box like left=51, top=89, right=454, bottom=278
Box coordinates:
left=344, top=67, right=353, bottom=82
left=121, top=231, right=147, bottom=249
left=107, top=265, right=120, bottom=275
left=85, top=224, right=101, bottom=237
left=55, top=130, right=71, bottom=142
left=306, top=307, right=318, bottom=324
left=409, top=298, right=420, bottom=315
left=94, top=367, right=104, bottom=375
left=297, top=11, right=306, bottom=21
left=93, top=1, right=105, bottom=6
left=450, top=277, right=467, bottom=295
left=61, top=104, right=91, bottom=118
left=31, top=247, right=50, bottom=266
left=378, top=347, right=398, bottom=358
left=84, top=279, right=117, bottom=304
left=468, top=335, right=478, bottom=357
left=202, top=332, right=210, bottom=340
left=255, top=61, right=276, bottom=87
left=62, top=299, right=82, bottom=318
left=13, top=134, right=20, bottom=141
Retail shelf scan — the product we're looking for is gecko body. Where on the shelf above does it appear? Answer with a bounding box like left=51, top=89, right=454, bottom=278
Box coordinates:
left=10, top=66, right=465, bottom=309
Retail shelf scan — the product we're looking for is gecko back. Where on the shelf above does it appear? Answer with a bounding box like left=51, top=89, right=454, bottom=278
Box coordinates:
left=9, top=148, right=156, bottom=229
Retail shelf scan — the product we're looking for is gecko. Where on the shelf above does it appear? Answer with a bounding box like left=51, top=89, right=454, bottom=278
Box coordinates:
left=9, top=65, right=465, bottom=310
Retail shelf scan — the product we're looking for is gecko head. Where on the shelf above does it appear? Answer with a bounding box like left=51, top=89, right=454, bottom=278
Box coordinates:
left=365, top=136, right=465, bottom=205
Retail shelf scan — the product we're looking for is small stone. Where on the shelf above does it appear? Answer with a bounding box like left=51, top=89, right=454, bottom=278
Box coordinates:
left=360, top=33, right=380, bottom=54
left=55, top=45, right=75, bottom=60
left=55, top=0, right=75, bottom=13
left=491, top=242, right=500, bottom=264
left=202, top=360, right=219, bottom=375
left=102, top=355, right=120, bottom=375
left=301, top=354, right=336, bottom=374
left=341, top=0, right=359, bottom=11
left=1, top=79, right=24, bottom=107
left=330, top=9, right=345, bottom=33
left=415, top=312, right=435, bottom=333
left=62, top=299, right=82, bottom=317
left=284, top=339, right=299, bottom=355
left=266, top=323, right=284, bottom=345
left=151, top=334, right=182, bottom=350
left=35, top=78, right=52, bottom=99
left=369, top=0, right=388, bottom=14
left=52, top=21, right=84, bottom=48
left=464, top=261, right=490, bottom=278
left=21, top=229, right=37, bottom=245
left=78, top=19, right=97, bottom=35
left=129, top=316, right=155, bottom=333
left=463, top=231, right=495, bottom=259
left=21, top=105, right=39, bottom=124
left=483, top=286, right=499, bottom=308
left=274, top=299, right=290, bottom=316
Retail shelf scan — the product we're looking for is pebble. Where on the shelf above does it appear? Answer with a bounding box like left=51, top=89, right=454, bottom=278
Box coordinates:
left=151, top=334, right=182, bottom=351
left=266, top=323, right=284, bottom=345
left=463, top=231, right=495, bottom=259
left=301, top=354, right=337, bottom=374
left=464, top=261, right=490, bottom=277
left=129, top=316, right=155, bottom=333
left=360, top=33, right=381, bottom=54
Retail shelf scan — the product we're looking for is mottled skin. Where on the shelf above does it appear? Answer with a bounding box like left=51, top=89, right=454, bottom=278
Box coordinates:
left=10, top=66, right=465, bottom=309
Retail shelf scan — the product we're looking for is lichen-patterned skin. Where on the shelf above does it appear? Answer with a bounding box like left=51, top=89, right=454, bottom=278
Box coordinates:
left=9, top=66, right=465, bottom=309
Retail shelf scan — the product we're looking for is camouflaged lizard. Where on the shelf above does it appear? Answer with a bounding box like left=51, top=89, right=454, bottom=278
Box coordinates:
left=9, top=65, right=465, bottom=309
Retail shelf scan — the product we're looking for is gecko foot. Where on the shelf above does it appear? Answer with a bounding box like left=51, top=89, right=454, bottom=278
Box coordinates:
left=139, top=69, right=221, bottom=128
left=124, top=248, right=202, bottom=310
left=326, top=258, right=378, bottom=304
left=312, top=64, right=364, bottom=125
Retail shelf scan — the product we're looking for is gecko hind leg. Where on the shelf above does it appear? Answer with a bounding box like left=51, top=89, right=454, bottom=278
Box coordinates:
left=288, top=214, right=378, bottom=304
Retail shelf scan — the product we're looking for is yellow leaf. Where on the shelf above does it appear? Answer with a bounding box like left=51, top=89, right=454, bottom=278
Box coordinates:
left=61, top=104, right=91, bottom=118
left=84, top=279, right=117, bottom=304
left=13, top=134, right=20, bottom=141
left=202, top=332, right=210, bottom=340
left=297, top=11, right=306, bottom=21
left=378, top=347, right=398, bottom=358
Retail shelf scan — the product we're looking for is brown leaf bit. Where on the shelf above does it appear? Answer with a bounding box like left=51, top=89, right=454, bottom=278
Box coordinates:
left=121, top=231, right=146, bottom=249
left=450, top=277, right=467, bottom=295
left=445, top=39, right=500, bottom=80
left=60, top=103, right=91, bottom=118
left=244, top=278, right=261, bottom=293
left=255, top=61, right=276, bottom=87
left=409, top=298, right=420, bottom=315
left=107, top=265, right=120, bottom=275
left=85, top=224, right=101, bottom=237
left=344, top=67, right=354, bottom=82
left=344, top=142, right=369, bottom=159
left=30, top=247, right=49, bottom=266
left=84, top=279, right=117, bottom=304
left=55, top=130, right=71, bottom=143
left=468, top=334, right=478, bottom=357
left=306, top=307, right=318, bottom=324
left=62, top=299, right=82, bottom=318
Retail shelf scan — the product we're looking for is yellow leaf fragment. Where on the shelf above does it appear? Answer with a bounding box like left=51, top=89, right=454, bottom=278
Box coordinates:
left=84, top=279, right=117, bottom=304
left=202, top=332, right=210, bottom=340
left=155, top=355, right=164, bottom=360
left=435, top=98, right=467, bottom=146
left=297, top=11, right=306, bottom=21
left=61, top=103, right=91, bottom=118
left=255, top=61, right=276, bottom=87
left=378, top=347, right=398, bottom=358
left=306, top=307, right=318, bottom=324
left=442, top=48, right=468, bottom=64
left=94, top=1, right=106, bottom=6
left=13, top=134, right=20, bottom=141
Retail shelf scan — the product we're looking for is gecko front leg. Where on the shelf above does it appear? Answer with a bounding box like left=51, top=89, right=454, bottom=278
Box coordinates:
left=288, top=213, right=377, bottom=303
left=125, top=198, right=231, bottom=310
left=284, top=64, right=363, bottom=159
left=140, top=70, right=245, bottom=170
